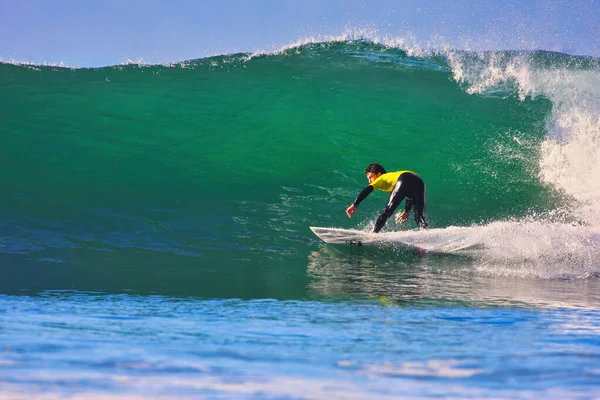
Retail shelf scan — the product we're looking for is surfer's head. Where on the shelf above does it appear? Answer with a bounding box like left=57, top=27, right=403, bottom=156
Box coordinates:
left=365, top=163, right=386, bottom=175
left=364, top=163, right=386, bottom=184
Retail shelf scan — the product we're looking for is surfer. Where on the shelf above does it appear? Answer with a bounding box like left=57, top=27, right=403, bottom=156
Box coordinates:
left=346, top=163, right=428, bottom=233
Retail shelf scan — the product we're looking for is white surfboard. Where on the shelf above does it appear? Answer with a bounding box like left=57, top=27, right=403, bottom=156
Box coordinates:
left=309, top=226, right=482, bottom=255
left=309, top=226, right=421, bottom=250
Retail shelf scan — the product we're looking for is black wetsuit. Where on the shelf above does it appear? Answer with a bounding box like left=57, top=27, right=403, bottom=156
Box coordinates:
left=353, top=171, right=428, bottom=233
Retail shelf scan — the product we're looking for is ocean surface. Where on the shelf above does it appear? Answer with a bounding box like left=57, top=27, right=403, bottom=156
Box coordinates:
left=1, top=40, right=600, bottom=399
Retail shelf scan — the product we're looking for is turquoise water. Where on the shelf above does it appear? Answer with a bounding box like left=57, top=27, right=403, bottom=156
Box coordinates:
left=1, top=41, right=600, bottom=398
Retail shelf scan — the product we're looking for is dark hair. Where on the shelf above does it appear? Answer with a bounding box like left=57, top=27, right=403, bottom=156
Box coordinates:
left=364, top=163, right=386, bottom=175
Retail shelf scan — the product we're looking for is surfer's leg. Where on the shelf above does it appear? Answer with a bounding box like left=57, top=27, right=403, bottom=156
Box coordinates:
left=413, top=196, right=428, bottom=228
left=399, top=173, right=428, bottom=229
left=373, top=178, right=407, bottom=233
left=412, top=181, right=428, bottom=229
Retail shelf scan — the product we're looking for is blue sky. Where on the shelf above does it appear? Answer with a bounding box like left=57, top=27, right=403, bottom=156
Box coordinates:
left=1, top=0, right=599, bottom=67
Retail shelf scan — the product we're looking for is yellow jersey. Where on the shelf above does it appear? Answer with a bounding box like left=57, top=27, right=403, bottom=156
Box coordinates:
left=370, top=170, right=417, bottom=193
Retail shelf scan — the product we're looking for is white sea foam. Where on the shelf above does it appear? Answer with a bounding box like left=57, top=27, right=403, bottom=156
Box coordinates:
left=379, top=221, right=600, bottom=279
left=445, top=52, right=600, bottom=216
left=0, top=57, right=75, bottom=69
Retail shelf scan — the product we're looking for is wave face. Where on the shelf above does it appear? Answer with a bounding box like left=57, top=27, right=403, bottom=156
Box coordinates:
left=2, top=41, right=600, bottom=295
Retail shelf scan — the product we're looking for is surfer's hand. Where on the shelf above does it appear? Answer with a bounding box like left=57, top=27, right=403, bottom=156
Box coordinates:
left=346, top=205, right=356, bottom=218
left=396, top=211, right=409, bottom=223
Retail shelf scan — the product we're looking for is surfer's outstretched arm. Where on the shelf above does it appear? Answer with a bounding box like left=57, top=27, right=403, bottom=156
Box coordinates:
left=346, top=186, right=374, bottom=218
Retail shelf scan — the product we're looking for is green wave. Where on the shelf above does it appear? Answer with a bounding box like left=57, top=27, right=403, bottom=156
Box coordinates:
left=2, top=41, right=597, bottom=294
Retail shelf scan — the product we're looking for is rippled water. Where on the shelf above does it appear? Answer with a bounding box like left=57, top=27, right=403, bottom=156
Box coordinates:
left=2, top=257, right=600, bottom=399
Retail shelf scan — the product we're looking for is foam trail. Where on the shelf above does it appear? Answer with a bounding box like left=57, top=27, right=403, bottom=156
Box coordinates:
left=387, top=221, right=600, bottom=279
left=468, top=221, right=600, bottom=279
